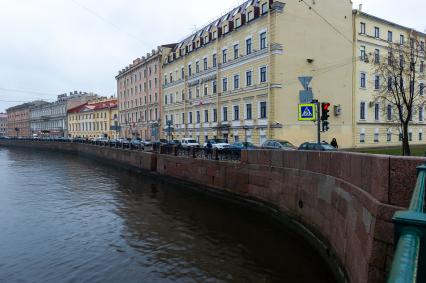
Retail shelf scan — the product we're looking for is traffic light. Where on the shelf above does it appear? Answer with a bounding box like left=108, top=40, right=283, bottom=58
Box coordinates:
left=321, top=103, right=330, bottom=121
left=321, top=103, right=331, bottom=132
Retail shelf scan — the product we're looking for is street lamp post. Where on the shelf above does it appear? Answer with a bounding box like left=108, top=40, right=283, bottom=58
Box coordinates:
left=243, top=126, right=249, bottom=149
left=166, top=120, right=173, bottom=142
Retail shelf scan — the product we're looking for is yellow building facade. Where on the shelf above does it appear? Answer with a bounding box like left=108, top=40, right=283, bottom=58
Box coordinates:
left=67, top=98, right=119, bottom=139
left=352, top=9, right=426, bottom=148
left=162, top=0, right=354, bottom=147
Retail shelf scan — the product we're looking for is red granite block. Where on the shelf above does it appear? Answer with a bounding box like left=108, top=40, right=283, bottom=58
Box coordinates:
left=368, top=240, right=388, bottom=269
left=373, top=219, right=394, bottom=245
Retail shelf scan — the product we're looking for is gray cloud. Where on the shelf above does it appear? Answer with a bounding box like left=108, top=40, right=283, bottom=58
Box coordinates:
left=0, top=0, right=424, bottom=112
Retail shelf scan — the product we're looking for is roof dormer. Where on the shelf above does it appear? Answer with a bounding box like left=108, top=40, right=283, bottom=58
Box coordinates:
left=233, top=12, right=245, bottom=29
left=221, top=20, right=234, bottom=35
left=202, top=30, right=211, bottom=45
left=246, top=1, right=259, bottom=22
left=211, top=26, right=221, bottom=40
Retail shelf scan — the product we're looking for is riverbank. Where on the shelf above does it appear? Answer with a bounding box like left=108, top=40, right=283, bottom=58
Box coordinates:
left=1, top=139, right=424, bottom=283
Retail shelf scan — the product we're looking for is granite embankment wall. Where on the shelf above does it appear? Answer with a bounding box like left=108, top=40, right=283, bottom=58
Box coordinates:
left=1, top=140, right=424, bottom=283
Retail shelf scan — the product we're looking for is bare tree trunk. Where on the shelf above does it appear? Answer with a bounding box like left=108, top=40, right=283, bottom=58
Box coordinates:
left=402, top=123, right=411, bottom=156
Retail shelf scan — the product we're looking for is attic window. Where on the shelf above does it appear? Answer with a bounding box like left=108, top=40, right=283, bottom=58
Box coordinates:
left=235, top=17, right=241, bottom=28
left=212, top=30, right=217, bottom=39
left=261, top=3, right=268, bottom=14
left=204, top=35, right=209, bottom=43
left=247, top=10, right=254, bottom=21
left=223, top=25, right=229, bottom=34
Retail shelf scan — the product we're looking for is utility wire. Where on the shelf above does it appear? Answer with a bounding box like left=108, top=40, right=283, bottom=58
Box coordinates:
left=0, top=87, right=57, bottom=97
left=299, top=0, right=353, bottom=45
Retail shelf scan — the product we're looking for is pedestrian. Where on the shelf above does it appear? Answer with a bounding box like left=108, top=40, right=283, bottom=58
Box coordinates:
left=331, top=138, right=338, bottom=148
left=206, top=140, right=213, bottom=158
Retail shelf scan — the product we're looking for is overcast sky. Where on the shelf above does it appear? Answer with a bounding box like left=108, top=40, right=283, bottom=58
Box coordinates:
left=0, top=0, right=425, bottom=112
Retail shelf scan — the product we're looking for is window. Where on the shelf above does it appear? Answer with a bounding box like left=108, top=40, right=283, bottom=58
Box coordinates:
left=388, top=31, right=393, bottom=42
left=222, top=78, right=228, bottom=92
left=400, top=55, right=404, bottom=68
left=260, top=32, right=267, bottom=49
left=374, top=103, right=380, bottom=121
left=421, top=61, right=424, bottom=73
left=196, top=61, right=200, bottom=73
left=374, top=27, right=380, bottom=38
left=196, top=86, right=200, bottom=97
left=419, top=107, right=424, bottom=121
left=235, top=18, right=241, bottom=28
left=234, top=74, right=240, bottom=89
left=222, top=49, right=227, bottom=63
left=387, top=131, right=392, bottom=142
left=374, top=131, right=379, bottom=143
left=420, top=132, right=424, bottom=141
left=204, top=110, right=209, bottom=122
left=204, top=58, right=208, bottom=70
left=212, top=80, right=217, bottom=94
left=204, top=84, right=208, bottom=96
left=182, top=113, right=185, bottom=124
left=212, top=54, right=217, bottom=67
left=246, top=70, right=252, bottom=86
left=189, top=88, right=192, bottom=99
left=374, top=49, right=380, bottom=63
left=261, top=2, right=268, bottom=14
left=223, top=107, right=228, bottom=121
left=246, top=104, right=252, bottom=120
left=260, top=67, right=267, bottom=83
left=247, top=10, right=253, bottom=21
left=233, top=105, right=240, bottom=120
left=421, top=83, right=425, bottom=96
left=213, top=109, right=217, bottom=122
left=189, top=112, right=193, bottom=124
left=246, top=38, right=252, bottom=55
left=188, top=64, right=192, bottom=76
left=233, top=44, right=239, bottom=59
left=360, top=22, right=366, bottom=34
left=388, top=77, right=393, bottom=91
left=360, top=132, right=365, bottom=143
left=400, top=34, right=405, bottom=45
left=375, top=75, right=380, bottom=90
left=360, top=73, right=366, bottom=88
left=260, top=102, right=267, bottom=118
left=387, top=105, right=392, bottom=120
left=360, top=102, right=366, bottom=119
left=409, top=132, right=413, bottom=141
left=360, top=46, right=366, bottom=60
left=196, top=111, right=200, bottom=124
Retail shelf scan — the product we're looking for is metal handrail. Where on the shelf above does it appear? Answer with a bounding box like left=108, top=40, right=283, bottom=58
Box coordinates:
left=388, top=165, right=426, bottom=283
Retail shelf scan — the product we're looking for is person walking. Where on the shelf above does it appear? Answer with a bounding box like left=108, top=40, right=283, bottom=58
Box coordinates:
left=330, top=138, right=338, bottom=149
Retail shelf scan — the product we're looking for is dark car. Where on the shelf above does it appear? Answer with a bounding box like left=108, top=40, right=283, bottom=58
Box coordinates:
left=261, top=140, right=297, bottom=150
left=230, top=142, right=258, bottom=149
left=298, top=142, right=337, bottom=151
left=130, top=139, right=144, bottom=150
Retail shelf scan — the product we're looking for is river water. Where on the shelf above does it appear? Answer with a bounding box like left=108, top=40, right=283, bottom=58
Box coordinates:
left=0, top=147, right=336, bottom=283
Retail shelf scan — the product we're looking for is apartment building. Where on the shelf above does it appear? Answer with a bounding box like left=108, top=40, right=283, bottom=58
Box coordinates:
left=67, top=98, right=118, bottom=139
left=162, top=0, right=354, bottom=146
left=116, top=47, right=168, bottom=140
left=7, top=101, right=48, bottom=138
left=30, top=91, right=98, bottom=137
left=353, top=8, right=426, bottom=147
left=0, top=113, right=7, bottom=137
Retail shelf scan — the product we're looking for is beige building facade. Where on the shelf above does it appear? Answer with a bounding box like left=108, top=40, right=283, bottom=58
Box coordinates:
left=162, top=0, right=354, bottom=146
left=67, top=98, right=119, bottom=139
left=352, top=9, right=426, bottom=148
left=116, top=47, right=168, bottom=141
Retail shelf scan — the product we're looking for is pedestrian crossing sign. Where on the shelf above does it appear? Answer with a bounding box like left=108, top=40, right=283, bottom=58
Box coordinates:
left=298, top=103, right=316, bottom=121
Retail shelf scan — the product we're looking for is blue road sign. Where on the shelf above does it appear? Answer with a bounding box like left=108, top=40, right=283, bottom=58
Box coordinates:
left=298, top=103, right=316, bottom=121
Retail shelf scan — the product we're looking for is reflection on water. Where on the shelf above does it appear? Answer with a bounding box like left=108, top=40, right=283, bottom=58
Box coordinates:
left=0, top=147, right=336, bottom=283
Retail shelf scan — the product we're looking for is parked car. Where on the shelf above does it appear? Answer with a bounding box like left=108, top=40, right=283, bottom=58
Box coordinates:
left=298, top=142, right=337, bottom=151
left=130, top=139, right=144, bottom=149
left=141, top=140, right=152, bottom=146
left=108, top=139, right=118, bottom=146
left=203, top=139, right=230, bottom=150
left=167, top=140, right=182, bottom=147
left=230, top=142, right=258, bottom=149
left=117, top=138, right=130, bottom=148
left=181, top=138, right=199, bottom=148
left=95, top=137, right=109, bottom=145
left=261, top=140, right=297, bottom=150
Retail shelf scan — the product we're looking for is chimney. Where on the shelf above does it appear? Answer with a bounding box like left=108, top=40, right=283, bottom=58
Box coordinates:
left=359, top=4, right=363, bottom=12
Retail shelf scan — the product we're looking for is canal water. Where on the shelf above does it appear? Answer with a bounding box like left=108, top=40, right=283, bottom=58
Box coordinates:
left=0, top=147, right=336, bottom=283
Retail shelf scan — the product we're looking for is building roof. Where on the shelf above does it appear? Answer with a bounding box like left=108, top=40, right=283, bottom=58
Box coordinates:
left=0, top=113, right=7, bottom=119
left=67, top=99, right=118, bottom=114
left=6, top=101, right=49, bottom=112
left=170, top=0, right=262, bottom=53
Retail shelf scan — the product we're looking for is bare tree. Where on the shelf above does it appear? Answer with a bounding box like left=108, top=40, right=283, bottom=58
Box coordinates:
left=370, top=31, right=425, bottom=156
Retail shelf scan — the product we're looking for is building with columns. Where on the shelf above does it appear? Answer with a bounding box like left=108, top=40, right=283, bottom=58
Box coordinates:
left=67, top=97, right=118, bottom=139
left=30, top=91, right=98, bottom=137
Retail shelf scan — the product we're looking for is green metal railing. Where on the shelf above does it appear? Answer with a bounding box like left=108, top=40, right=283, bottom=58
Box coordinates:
left=388, top=165, right=426, bottom=283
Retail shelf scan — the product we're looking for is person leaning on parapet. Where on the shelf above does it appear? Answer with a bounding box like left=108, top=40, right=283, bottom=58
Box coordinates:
left=206, top=140, right=213, bottom=158
left=330, top=138, right=338, bottom=149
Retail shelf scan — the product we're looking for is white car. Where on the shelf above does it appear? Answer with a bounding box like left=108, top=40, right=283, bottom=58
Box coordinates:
left=181, top=138, right=199, bottom=148
left=203, top=139, right=230, bottom=150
